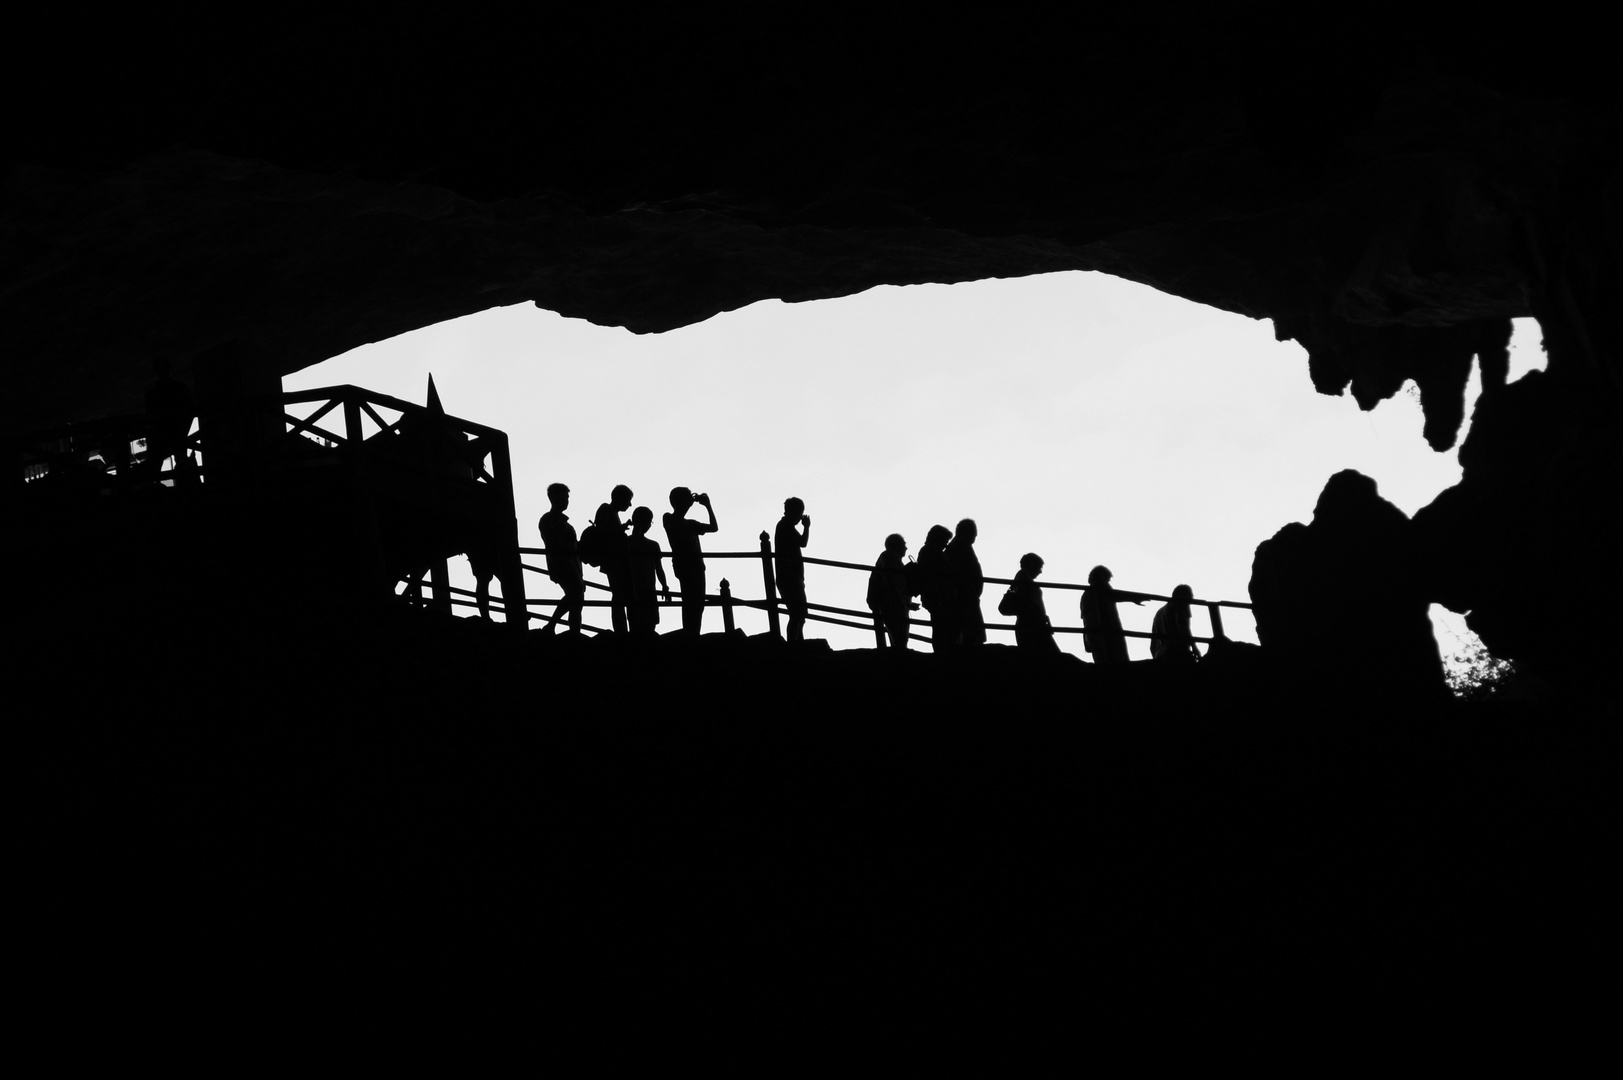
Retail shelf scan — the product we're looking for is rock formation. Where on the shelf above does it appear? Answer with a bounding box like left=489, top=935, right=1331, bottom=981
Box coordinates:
left=1413, top=367, right=1621, bottom=693
left=1251, top=470, right=1445, bottom=700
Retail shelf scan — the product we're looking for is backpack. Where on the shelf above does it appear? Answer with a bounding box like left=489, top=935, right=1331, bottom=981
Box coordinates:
left=577, top=523, right=604, bottom=568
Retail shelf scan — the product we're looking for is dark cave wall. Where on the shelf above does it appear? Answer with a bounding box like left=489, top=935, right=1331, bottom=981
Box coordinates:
left=6, top=7, right=1617, bottom=429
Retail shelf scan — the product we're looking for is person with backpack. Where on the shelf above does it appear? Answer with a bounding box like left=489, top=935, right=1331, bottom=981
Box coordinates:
left=593, top=484, right=636, bottom=634
left=999, top=553, right=1059, bottom=653
left=537, top=482, right=584, bottom=635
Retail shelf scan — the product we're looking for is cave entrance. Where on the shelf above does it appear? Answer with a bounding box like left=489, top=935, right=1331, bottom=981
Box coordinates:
left=286, top=271, right=1545, bottom=661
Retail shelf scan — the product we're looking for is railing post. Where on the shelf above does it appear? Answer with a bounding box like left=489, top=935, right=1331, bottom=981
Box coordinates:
left=489, top=432, right=528, bottom=632
left=720, top=578, right=736, bottom=634
left=429, top=557, right=452, bottom=615
left=337, top=388, right=390, bottom=602
left=759, top=531, right=781, bottom=639
left=1207, top=602, right=1225, bottom=641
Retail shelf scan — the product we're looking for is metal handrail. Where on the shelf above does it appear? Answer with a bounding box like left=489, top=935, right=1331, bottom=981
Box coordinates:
left=518, top=546, right=1250, bottom=612
left=513, top=542, right=1248, bottom=646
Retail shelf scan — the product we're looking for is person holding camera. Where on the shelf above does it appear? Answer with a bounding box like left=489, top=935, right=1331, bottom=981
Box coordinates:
left=663, top=487, right=718, bottom=636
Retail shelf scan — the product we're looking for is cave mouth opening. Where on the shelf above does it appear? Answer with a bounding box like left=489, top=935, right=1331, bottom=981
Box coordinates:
left=286, top=272, right=1546, bottom=664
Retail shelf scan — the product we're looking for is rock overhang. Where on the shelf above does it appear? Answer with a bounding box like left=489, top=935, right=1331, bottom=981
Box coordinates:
left=2, top=7, right=1615, bottom=440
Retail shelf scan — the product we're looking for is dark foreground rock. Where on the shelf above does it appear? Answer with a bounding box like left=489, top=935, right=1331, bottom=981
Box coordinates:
left=18, top=580, right=1610, bottom=1032
left=1252, top=469, right=1447, bottom=699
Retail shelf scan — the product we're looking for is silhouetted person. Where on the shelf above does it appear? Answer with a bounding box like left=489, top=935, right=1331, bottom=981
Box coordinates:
left=595, top=484, right=635, bottom=634
left=467, top=544, right=498, bottom=621
left=1150, top=584, right=1200, bottom=663
left=867, top=533, right=915, bottom=649
left=625, top=506, right=670, bottom=638
left=1002, top=553, right=1059, bottom=653
left=944, top=518, right=985, bottom=647
left=774, top=497, right=812, bottom=643
left=1081, top=565, right=1142, bottom=663
left=915, top=524, right=957, bottom=652
left=538, top=482, right=584, bottom=634
left=143, top=357, right=195, bottom=483
left=664, top=487, right=717, bottom=636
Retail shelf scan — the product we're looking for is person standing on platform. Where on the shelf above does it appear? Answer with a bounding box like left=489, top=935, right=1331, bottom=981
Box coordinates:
left=594, top=484, right=635, bottom=634
left=774, top=497, right=812, bottom=643
left=944, top=518, right=986, bottom=647
left=1001, top=553, right=1059, bottom=653
left=538, top=482, right=584, bottom=635
left=867, top=533, right=915, bottom=649
left=916, top=524, right=956, bottom=652
left=1150, top=584, right=1201, bottom=663
left=1082, top=564, right=1143, bottom=664
left=626, top=505, right=670, bottom=638
left=664, top=487, right=718, bottom=636
left=466, top=542, right=498, bottom=622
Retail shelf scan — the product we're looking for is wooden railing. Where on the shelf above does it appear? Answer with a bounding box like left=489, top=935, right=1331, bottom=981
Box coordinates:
left=14, top=384, right=515, bottom=496
left=468, top=535, right=1253, bottom=650
left=277, top=384, right=514, bottom=496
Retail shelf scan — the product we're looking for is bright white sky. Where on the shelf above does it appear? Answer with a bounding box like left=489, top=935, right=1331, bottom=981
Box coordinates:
left=285, top=271, right=1544, bottom=661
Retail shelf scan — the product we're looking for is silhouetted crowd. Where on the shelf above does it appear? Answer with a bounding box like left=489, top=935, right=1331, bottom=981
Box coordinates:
left=538, top=483, right=1206, bottom=662
left=872, top=519, right=1198, bottom=662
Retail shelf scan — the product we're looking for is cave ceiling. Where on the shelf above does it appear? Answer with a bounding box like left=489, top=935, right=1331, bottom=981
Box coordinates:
left=4, top=5, right=1616, bottom=442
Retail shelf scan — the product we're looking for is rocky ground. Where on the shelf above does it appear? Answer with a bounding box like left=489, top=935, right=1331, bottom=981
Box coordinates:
left=20, top=593, right=1610, bottom=1029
